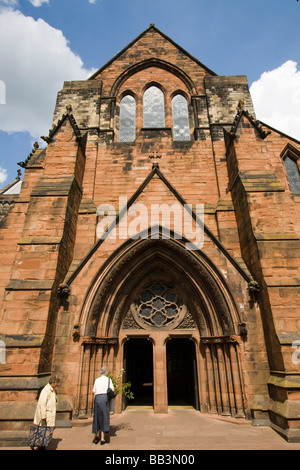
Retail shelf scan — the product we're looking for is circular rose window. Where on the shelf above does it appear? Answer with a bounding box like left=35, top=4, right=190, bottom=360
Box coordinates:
left=132, top=281, right=186, bottom=329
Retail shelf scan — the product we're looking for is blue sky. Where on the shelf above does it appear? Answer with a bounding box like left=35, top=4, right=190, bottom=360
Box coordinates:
left=0, top=0, right=300, bottom=188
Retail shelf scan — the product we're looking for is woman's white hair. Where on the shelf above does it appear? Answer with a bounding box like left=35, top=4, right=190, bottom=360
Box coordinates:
left=49, top=374, right=61, bottom=385
left=100, top=366, right=109, bottom=376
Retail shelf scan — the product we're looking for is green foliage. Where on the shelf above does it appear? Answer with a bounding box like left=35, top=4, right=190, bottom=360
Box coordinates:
left=108, top=369, right=134, bottom=400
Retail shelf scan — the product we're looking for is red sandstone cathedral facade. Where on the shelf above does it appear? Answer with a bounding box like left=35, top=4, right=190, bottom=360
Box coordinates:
left=1, top=25, right=300, bottom=444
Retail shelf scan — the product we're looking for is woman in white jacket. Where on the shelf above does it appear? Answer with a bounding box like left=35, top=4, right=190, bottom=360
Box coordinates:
left=34, top=375, right=60, bottom=428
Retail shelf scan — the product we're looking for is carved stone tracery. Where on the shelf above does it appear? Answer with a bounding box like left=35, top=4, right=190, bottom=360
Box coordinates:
left=85, top=238, right=237, bottom=339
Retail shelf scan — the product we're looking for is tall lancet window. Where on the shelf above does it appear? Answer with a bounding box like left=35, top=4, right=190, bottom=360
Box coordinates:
left=143, top=86, right=165, bottom=128
left=172, top=94, right=190, bottom=141
left=284, top=156, right=300, bottom=194
left=119, top=95, right=136, bottom=142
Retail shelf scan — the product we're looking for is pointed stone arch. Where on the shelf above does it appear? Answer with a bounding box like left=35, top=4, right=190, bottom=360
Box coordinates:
left=111, top=58, right=198, bottom=97
left=77, top=232, right=247, bottom=417
left=83, top=234, right=241, bottom=340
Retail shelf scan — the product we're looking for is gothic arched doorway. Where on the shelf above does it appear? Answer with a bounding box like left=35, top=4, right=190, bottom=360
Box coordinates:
left=123, top=338, right=154, bottom=408
left=166, top=338, right=199, bottom=409
left=78, top=237, right=246, bottom=417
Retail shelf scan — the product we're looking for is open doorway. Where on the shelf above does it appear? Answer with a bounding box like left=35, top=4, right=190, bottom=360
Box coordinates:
left=166, top=338, right=199, bottom=409
left=123, top=338, right=153, bottom=408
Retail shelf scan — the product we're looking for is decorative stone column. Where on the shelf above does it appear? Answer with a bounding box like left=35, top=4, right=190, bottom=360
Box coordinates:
left=153, top=332, right=168, bottom=413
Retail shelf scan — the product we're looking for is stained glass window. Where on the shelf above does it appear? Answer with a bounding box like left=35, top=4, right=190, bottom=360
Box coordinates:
left=135, top=281, right=183, bottom=328
left=284, top=156, right=300, bottom=194
left=143, top=86, right=165, bottom=128
left=119, top=95, right=136, bottom=142
left=172, top=94, right=190, bottom=141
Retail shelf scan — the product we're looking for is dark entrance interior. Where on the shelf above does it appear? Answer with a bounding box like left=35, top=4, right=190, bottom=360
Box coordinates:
left=123, top=338, right=153, bottom=407
left=166, top=338, right=199, bottom=408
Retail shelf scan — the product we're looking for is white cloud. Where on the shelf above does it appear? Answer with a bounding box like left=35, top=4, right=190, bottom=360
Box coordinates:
left=0, top=166, right=8, bottom=184
left=0, top=0, right=97, bottom=5
left=0, top=9, right=96, bottom=139
left=29, top=0, right=49, bottom=6
left=250, top=60, right=300, bottom=141
left=0, top=80, right=5, bottom=104
left=0, top=0, right=48, bottom=6
left=0, top=0, right=18, bottom=6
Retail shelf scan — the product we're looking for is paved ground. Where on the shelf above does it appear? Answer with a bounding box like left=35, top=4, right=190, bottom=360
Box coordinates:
left=3, top=408, right=300, bottom=451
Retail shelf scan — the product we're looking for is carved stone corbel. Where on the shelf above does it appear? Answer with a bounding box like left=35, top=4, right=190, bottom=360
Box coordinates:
left=58, top=282, right=71, bottom=309
left=238, top=322, right=248, bottom=337
left=248, top=280, right=259, bottom=307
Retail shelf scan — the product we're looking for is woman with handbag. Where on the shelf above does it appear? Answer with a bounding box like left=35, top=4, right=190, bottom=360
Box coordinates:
left=92, top=366, right=115, bottom=445
left=29, top=375, right=61, bottom=450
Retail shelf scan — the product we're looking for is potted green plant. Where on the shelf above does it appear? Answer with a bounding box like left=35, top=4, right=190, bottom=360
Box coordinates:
left=108, top=369, right=134, bottom=412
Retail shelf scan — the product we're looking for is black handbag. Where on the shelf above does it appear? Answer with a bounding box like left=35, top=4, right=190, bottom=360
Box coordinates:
left=107, top=377, right=116, bottom=400
left=28, top=422, right=54, bottom=449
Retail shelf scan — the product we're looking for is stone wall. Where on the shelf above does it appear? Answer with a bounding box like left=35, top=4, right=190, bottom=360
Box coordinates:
left=0, top=25, right=300, bottom=444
